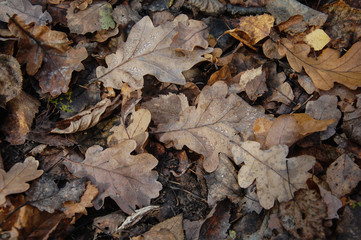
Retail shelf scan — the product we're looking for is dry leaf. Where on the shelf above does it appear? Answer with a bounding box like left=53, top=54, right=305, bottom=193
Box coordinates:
left=112, top=3, right=141, bottom=26
left=64, top=140, right=162, bottom=214
left=254, top=113, right=336, bottom=149
left=0, top=0, right=52, bottom=25
left=8, top=16, right=88, bottom=96
left=140, top=214, right=184, bottom=240
left=51, top=98, right=112, bottom=134
left=279, top=38, right=361, bottom=90
left=232, top=141, right=315, bottom=209
left=304, top=29, right=331, bottom=51
left=326, top=154, right=361, bottom=198
left=306, top=95, right=341, bottom=140
left=152, top=81, right=267, bottom=173
left=0, top=54, right=22, bottom=108
left=267, top=0, right=328, bottom=34
left=268, top=82, right=294, bottom=105
left=170, top=20, right=209, bottom=51
left=67, top=2, right=115, bottom=34
left=0, top=157, right=43, bottom=206
left=118, top=205, right=160, bottom=230
left=278, top=189, right=327, bottom=240
left=187, top=0, right=224, bottom=14
left=204, top=153, right=241, bottom=206
left=96, top=14, right=212, bottom=90
left=63, top=182, right=98, bottom=218
left=208, top=65, right=232, bottom=86
left=342, top=108, right=361, bottom=145
left=238, top=14, right=274, bottom=45
left=2, top=91, right=40, bottom=145
left=93, top=211, right=126, bottom=235
left=318, top=184, right=342, bottom=220
left=107, top=108, right=151, bottom=153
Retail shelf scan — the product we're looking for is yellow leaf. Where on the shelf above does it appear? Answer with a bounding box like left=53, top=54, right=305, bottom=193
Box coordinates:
left=304, top=29, right=330, bottom=51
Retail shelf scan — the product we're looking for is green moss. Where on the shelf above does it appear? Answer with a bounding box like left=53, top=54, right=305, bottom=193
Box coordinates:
left=50, top=90, right=75, bottom=113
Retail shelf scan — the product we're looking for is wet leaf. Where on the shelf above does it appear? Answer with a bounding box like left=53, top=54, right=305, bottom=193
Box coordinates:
left=64, top=140, right=162, bottom=214
left=152, top=81, right=267, bottom=173
left=279, top=38, right=361, bottom=90
left=232, top=141, right=315, bottom=209
left=0, top=157, right=43, bottom=206
left=96, top=14, right=212, bottom=90
left=0, top=0, right=52, bottom=25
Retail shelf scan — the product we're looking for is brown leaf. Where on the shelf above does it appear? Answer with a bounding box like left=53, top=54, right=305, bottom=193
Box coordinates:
left=187, top=0, right=224, bottom=14
left=326, top=154, right=361, bottom=198
left=96, top=14, right=212, bottom=90
left=318, top=184, right=342, bottom=220
left=238, top=14, right=274, bottom=45
left=63, top=182, right=98, bottom=218
left=306, top=95, right=341, bottom=140
left=107, top=108, right=151, bottom=153
left=64, top=140, right=162, bottom=214
left=93, top=211, right=126, bottom=235
left=112, top=3, right=141, bottom=26
left=67, top=2, right=115, bottom=34
left=2, top=91, right=40, bottom=145
left=254, top=113, right=336, bottom=148
left=0, top=0, right=52, bottom=25
left=118, top=205, right=160, bottom=230
left=141, top=214, right=184, bottom=240
left=279, top=38, right=361, bottom=90
left=232, top=141, right=315, bottom=209
left=0, top=157, right=43, bottom=206
left=170, top=20, right=209, bottom=51
left=152, top=81, right=267, bottom=173
left=8, top=16, right=88, bottom=96
left=342, top=108, right=361, bottom=145
left=278, top=189, right=327, bottom=240
left=0, top=54, right=22, bottom=108
left=204, top=153, right=241, bottom=206
left=51, top=98, right=112, bottom=134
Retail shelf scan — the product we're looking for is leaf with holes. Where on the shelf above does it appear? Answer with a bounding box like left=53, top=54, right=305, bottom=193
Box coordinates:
left=232, top=141, right=315, bottom=209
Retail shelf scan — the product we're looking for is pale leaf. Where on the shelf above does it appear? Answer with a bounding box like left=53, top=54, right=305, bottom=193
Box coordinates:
left=152, top=81, right=267, bottom=173
left=238, top=14, right=274, bottom=45
left=107, top=108, right=151, bottom=152
left=141, top=214, right=184, bottom=240
left=232, top=141, right=315, bottom=209
left=0, top=157, right=43, bottom=205
left=64, top=140, right=162, bottom=214
left=279, top=38, right=361, bottom=90
left=96, top=14, right=212, bottom=90
left=0, top=0, right=52, bottom=25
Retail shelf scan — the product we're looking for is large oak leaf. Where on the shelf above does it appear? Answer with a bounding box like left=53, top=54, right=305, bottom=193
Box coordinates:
left=232, top=141, right=315, bottom=209
left=96, top=14, right=212, bottom=90
left=151, top=81, right=267, bottom=173
left=64, top=140, right=162, bottom=214
left=279, top=38, right=361, bottom=90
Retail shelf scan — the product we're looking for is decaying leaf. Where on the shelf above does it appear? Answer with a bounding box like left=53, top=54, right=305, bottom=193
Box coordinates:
left=318, top=184, right=342, bottom=220
left=306, top=95, right=341, bottom=140
left=63, top=182, right=98, bottom=218
left=51, top=98, right=112, bottom=134
left=342, top=108, right=361, bottom=146
left=138, top=214, right=184, bottom=240
left=254, top=113, right=336, bottom=149
left=93, top=211, right=126, bottom=235
left=326, top=154, right=361, bottom=198
left=0, top=157, right=43, bottom=206
left=204, top=153, right=241, bottom=206
left=112, top=3, right=141, bottom=26
left=232, top=141, right=315, bottom=209
left=278, top=189, right=327, bottom=240
left=2, top=91, right=40, bottom=145
left=267, top=0, right=328, bottom=34
left=8, top=16, right=88, bottom=96
left=0, top=0, right=52, bottom=25
left=187, top=0, right=224, bottom=14
left=64, top=140, right=162, bottom=214
left=152, top=81, right=267, bottom=173
left=0, top=54, right=22, bottom=108
left=118, top=205, right=160, bottom=231
left=96, top=14, right=212, bottom=90
left=170, top=20, right=209, bottom=51
left=279, top=38, right=361, bottom=90
left=238, top=14, right=274, bottom=45
left=107, top=108, right=151, bottom=153
left=67, top=2, right=115, bottom=34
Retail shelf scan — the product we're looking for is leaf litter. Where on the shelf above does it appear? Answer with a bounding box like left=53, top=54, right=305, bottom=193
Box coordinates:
left=1, top=0, right=361, bottom=239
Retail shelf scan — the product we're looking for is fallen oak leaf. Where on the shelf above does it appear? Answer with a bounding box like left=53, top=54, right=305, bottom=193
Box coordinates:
left=96, top=14, right=212, bottom=90
left=279, top=38, right=361, bottom=90
left=232, top=141, right=315, bottom=209
left=237, top=14, right=274, bottom=45
left=64, top=140, right=162, bottom=214
left=254, top=113, right=336, bottom=149
left=0, top=157, right=43, bottom=206
left=150, top=81, right=267, bottom=173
